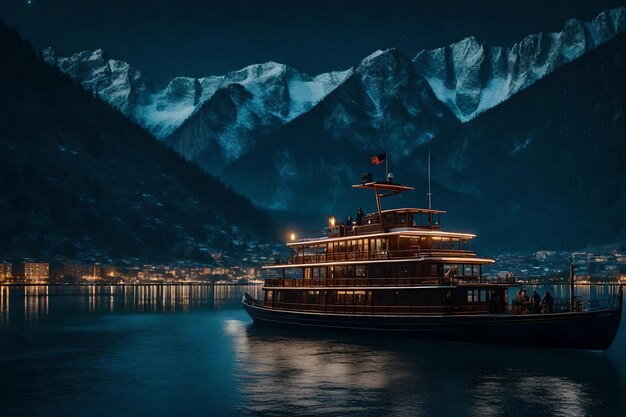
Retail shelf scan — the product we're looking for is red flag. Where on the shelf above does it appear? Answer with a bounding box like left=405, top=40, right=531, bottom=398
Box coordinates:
left=371, top=152, right=386, bottom=165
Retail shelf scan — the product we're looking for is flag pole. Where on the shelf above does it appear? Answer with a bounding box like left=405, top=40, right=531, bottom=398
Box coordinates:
left=427, top=152, right=432, bottom=210
left=385, top=152, right=389, bottom=180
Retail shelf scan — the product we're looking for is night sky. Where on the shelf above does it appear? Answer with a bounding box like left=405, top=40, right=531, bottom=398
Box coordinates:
left=2, top=0, right=626, bottom=84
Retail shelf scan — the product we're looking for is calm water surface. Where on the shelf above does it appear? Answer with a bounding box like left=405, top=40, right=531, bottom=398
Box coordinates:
left=0, top=284, right=624, bottom=417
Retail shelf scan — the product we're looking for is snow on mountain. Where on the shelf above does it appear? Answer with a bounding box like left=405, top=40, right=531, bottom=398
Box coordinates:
left=164, top=62, right=352, bottom=173
left=322, top=48, right=456, bottom=158
left=218, top=48, right=459, bottom=212
left=413, top=7, right=626, bottom=121
left=42, top=48, right=351, bottom=139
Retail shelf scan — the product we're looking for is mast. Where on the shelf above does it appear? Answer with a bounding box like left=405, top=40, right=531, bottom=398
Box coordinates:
left=427, top=152, right=432, bottom=210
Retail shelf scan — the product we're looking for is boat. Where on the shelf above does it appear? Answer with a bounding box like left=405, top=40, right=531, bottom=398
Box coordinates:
left=242, top=173, right=623, bottom=350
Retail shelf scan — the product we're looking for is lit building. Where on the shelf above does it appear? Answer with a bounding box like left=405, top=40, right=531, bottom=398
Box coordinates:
left=22, top=262, right=49, bottom=284
left=0, top=261, right=12, bottom=282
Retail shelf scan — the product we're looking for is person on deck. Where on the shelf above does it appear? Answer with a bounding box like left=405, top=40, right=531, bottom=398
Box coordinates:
left=520, top=289, right=530, bottom=313
left=531, top=290, right=541, bottom=313
left=541, top=291, right=554, bottom=313
left=520, top=289, right=529, bottom=303
left=356, top=208, right=364, bottom=226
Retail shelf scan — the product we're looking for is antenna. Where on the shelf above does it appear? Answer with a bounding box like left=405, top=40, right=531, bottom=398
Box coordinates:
left=427, top=152, right=432, bottom=209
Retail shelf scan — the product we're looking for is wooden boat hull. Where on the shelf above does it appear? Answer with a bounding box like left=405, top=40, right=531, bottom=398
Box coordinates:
left=242, top=297, right=622, bottom=350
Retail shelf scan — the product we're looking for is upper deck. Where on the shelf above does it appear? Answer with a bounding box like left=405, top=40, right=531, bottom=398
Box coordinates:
left=265, top=176, right=494, bottom=270
left=329, top=207, right=446, bottom=238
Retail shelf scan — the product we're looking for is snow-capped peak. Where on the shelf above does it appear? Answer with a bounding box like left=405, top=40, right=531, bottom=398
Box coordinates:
left=44, top=49, right=352, bottom=139
left=413, top=7, right=626, bottom=121
left=358, top=48, right=399, bottom=68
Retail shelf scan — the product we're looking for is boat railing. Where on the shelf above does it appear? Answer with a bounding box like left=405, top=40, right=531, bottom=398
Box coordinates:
left=258, top=297, right=618, bottom=316
left=262, top=301, right=487, bottom=315
left=289, top=249, right=473, bottom=264
left=509, top=296, right=617, bottom=314
left=265, top=276, right=481, bottom=287
left=329, top=223, right=442, bottom=237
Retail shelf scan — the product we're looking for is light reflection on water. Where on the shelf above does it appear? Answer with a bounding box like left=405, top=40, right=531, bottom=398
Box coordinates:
left=0, top=284, right=624, bottom=417
left=227, top=320, right=624, bottom=417
left=0, top=284, right=262, bottom=324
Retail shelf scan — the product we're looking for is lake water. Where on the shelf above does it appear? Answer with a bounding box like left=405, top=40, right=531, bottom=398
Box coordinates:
left=0, top=284, right=624, bottom=417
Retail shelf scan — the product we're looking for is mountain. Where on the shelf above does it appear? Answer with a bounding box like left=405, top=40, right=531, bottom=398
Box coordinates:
left=420, top=31, right=626, bottom=251
left=0, top=21, right=275, bottom=263
left=220, top=48, right=459, bottom=213
left=413, top=7, right=626, bottom=121
left=221, top=30, right=626, bottom=252
left=42, top=48, right=351, bottom=142
left=164, top=63, right=351, bottom=173
left=42, top=8, right=625, bottom=181
left=33, top=7, right=626, bottom=252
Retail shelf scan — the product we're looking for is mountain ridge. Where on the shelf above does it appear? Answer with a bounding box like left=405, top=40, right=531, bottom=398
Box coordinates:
left=42, top=47, right=352, bottom=140
left=413, top=7, right=626, bottom=121
left=220, top=30, right=626, bottom=251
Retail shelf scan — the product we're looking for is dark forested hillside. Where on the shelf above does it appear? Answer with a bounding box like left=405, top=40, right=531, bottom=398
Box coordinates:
left=0, top=21, right=274, bottom=262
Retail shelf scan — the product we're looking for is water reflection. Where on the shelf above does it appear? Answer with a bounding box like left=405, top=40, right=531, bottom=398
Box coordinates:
left=0, top=285, right=9, bottom=324
left=228, top=322, right=622, bottom=417
left=0, top=284, right=624, bottom=417
left=0, top=284, right=262, bottom=324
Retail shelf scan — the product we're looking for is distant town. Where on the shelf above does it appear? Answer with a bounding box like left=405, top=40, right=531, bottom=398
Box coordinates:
left=0, top=240, right=286, bottom=285
left=484, top=247, right=626, bottom=284
left=1, top=246, right=625, bottom=286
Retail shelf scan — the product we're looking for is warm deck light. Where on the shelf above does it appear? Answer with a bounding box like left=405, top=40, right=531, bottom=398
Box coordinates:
left=328, top=216, right=336, bottom=228
left=290, top=233, right=296, bottom=242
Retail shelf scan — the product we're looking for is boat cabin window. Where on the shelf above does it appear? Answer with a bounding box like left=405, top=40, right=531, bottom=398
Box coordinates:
left=333, top=266, right=346, bottom=279
left=354, top=291, right=367, bottom=304
left=356, top=265, right=367, bottom=278
left=372, top=238, right=388, bottom=257
left=307, top=291, right=319, bottom=304
left=371, top=264, right=390, bottom=279
left=463, top=265, right=477, bottom=276
left=396, top=264, right=410, bottom=278
left=336, top=291, right=346, bottom=304
left=395, top=212, right=407, bottom=224
left=467, top=289, right=489, bottom=303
